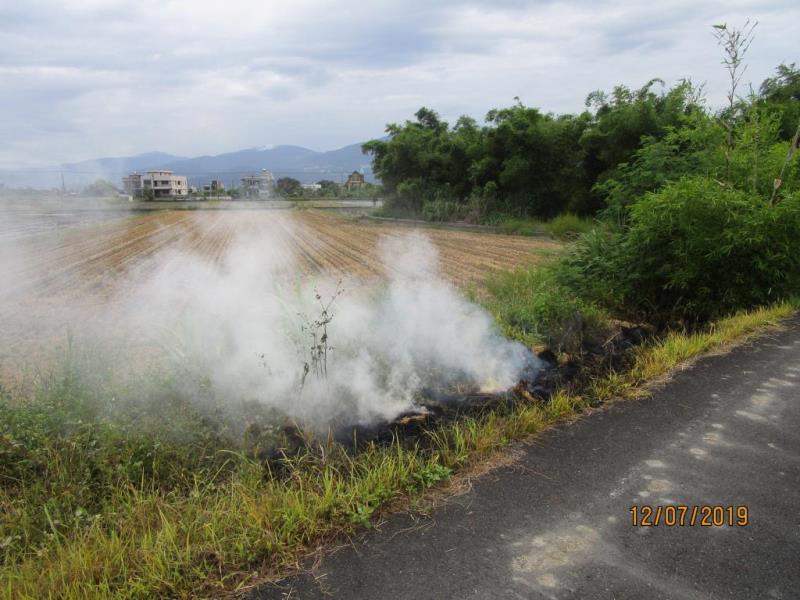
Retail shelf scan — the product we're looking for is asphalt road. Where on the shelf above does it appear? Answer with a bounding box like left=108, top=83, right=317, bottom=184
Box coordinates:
left=251, top=320, right=800, bottom=600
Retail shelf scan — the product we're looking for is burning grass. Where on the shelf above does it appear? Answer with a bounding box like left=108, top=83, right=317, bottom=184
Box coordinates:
left=0, top=301, right=794, bottom=599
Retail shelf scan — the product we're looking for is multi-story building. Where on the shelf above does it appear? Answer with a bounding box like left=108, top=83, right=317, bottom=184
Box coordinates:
left=123, top=171, right=188, bottom=198
left=122, top=173, right=143, bottom=196
left=202, top=179, right=226, bottom=193
left=240, top=169, right=276, bottom=198
left=343, top=170, right=366, bottom=191
left=142, top=170, right=188, bottom=198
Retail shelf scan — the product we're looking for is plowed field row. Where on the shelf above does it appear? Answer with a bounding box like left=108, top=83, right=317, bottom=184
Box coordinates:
left=0, top=209, right=560, bottom=383
left=3, top=208, right=561, bottom=300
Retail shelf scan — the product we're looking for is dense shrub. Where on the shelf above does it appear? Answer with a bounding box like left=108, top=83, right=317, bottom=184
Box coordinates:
left=545, top=213, right=595, bottom=239
left=491, top=216, right=547, bottom=236
left=564, top=177, right=800, bottom=324
left=483, top=266, right=609, bottom=353
left=556, top=226, right=629, bottom=312
left=422, top=199, right=473, bottom=222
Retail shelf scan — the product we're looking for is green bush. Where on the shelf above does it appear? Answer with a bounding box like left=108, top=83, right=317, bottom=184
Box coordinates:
left=545, top=213, right=595, bottom=239
left=565, top=177, right=800, bottom=324
left=490, top=213, right=593, bottom=238
left=483, top=265, right=609, bottom=353
left=556, top=226, right=629, bottom=312
left=421, top=199, right=468, bottom=222
left=490, top=216, right=547, bottom=236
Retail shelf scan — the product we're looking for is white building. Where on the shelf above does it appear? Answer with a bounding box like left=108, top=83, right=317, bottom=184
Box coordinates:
left=240, top=169, right=276, bottom=198
left=123, top=170, right=188, bottom=198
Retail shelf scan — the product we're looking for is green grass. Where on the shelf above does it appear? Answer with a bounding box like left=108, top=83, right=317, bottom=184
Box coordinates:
left=545, top=213, right=595, bottom=239
left=480, top=264, right=609, bottom=352
left=370, top=207, right=594, bottom=239
left=491, top=216, right=547, bottom=236
left=491, top=214, right=594, bottom=239
left=0, top=301, right=794, bottom=599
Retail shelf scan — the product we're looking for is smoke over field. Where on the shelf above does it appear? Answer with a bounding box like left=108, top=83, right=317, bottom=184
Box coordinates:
left=0, top=201, right=556, bottom=598
left=118, top=230, right=533, bottom=428
left=0, top=204, right=555, bottom=433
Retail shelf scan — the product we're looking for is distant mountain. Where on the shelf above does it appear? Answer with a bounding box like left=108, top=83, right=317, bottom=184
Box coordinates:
left=0, top=152, right=186, bottom=190
left=160, top=143, right=374, bottom=186
left=0, top=144, right=376, bottom=190
left=61, top=151, right=187, bottom=176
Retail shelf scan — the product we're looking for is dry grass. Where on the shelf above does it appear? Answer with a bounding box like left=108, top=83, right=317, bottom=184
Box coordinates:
left=587, top=302, right=796, bottom=403
left=0, top=209, right=560, bottom=385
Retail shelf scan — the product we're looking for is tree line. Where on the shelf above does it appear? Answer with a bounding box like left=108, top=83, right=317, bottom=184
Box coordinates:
left=365, top=23, right=800, bottom=330
left=363, top=58, right=799, bottom=223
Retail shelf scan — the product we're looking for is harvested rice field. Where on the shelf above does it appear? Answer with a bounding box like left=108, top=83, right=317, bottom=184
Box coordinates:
left=2, top=208, right=559, bottom=295
left=0, top=206, right=560, bottom=385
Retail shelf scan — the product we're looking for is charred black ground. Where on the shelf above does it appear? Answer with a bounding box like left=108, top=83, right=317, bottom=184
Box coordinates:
left=268, top=323, right=651, bottom=459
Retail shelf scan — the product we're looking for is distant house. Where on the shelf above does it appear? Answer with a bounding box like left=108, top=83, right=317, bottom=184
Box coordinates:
left=343, top=170, right=366, bottom=191
left=240, top=169, right=276, bottom=198
left=122, top=173, right=143, bottom=196
left=203, top=179, right=226, bottom=193
left=123, top=170, right=188, bottom=199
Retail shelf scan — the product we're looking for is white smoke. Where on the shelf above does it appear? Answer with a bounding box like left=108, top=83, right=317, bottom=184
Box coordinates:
left=113, top=226, right=536, bottom=429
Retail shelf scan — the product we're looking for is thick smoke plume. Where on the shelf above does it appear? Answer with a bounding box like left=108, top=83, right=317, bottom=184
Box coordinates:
left=0, top=203, right=538, bottom=433
left=113, top=227, right=536, bottom=429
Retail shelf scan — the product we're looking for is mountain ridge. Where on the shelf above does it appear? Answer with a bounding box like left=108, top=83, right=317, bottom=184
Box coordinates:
left=0, top=142, right=376, bottom=189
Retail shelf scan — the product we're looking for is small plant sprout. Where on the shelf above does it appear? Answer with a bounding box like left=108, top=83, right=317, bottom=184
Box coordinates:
left=299, top=281, right=344, bottom=389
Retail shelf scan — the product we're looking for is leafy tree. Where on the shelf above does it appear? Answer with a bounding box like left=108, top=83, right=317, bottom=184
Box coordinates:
left=597, top=88, right=799, bottom=218
left=83, top=178, right=119, bottom=197
left=363, top=107, right=471, bottom=213
left=759, top=63, right=800, bottom=141
left=276, top=177, right=302, bottom=197
left=316, top=180, right=339, bottom=197
left=362, top=27, right=797, bottom=229
left=579, top=80, right=703, bottom=201
left=473, top=102, right=591, bottom=217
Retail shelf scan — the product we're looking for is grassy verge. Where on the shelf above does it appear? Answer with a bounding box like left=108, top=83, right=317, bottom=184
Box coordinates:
left=491, top=214, right=595, bottom=239
left=0, top=302, right=794, bottom=599
left=371, top=205, right=594, bottom=240
left=480, top=264, right=609, bottom=352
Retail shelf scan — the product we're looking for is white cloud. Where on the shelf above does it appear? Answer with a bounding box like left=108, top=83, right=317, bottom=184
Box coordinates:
left=0, top=0, right=797, bottom=167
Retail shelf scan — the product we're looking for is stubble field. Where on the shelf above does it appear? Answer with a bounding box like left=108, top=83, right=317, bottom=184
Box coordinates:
left=3, top=208, right=558, bottom=294
left=0, top=206, right=560, bottom=385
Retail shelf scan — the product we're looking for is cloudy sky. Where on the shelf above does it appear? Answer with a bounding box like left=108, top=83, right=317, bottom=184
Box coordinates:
left=1, top=0, right=797, bottom=167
